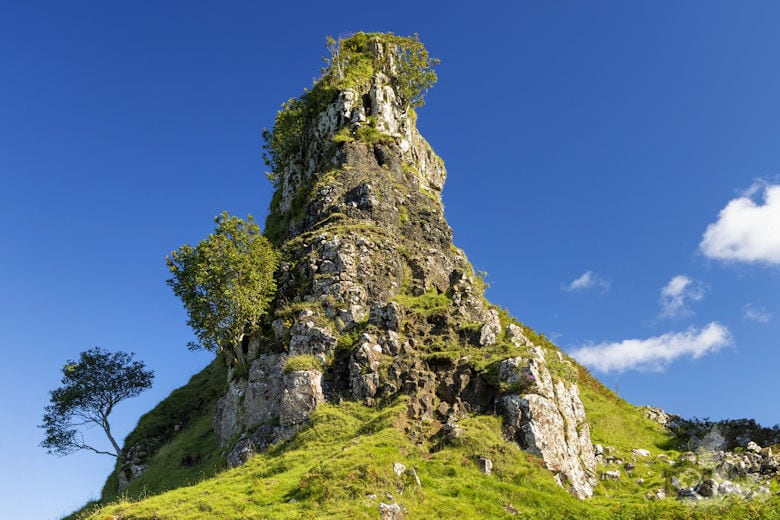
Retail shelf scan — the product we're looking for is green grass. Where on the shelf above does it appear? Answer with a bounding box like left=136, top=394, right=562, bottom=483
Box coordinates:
left=77, top=398, right=780, bottom=520
left=80, top=400, right=578, bottom=519
left=99, top=359, right=228, bottom=501
left=576, top=365, right=677, bottom=453
left=392, top=286, right=450, bottom=317
left=284, top=354, right=324, bottom=374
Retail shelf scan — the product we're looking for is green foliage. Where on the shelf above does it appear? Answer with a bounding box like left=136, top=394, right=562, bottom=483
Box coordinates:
left=262, top=97, right=306, bottom=185
left=283, top=354, right=323, bottom=374
left=322, top=32, right=439, bottom=109
left=39, top=347, right=154, bottom=460
left=167, top=212, right=280, bottom=358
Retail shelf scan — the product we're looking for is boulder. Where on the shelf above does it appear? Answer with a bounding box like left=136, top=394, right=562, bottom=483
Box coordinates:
left=697, top=478, right=719, bottom=498
left=280, top=369, right=325, bottom=429
left=478, top=309, right=501, bottom=346
left=379, top=502, right=403, bottom=520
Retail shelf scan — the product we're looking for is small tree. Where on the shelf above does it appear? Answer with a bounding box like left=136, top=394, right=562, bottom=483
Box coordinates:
left=166, top=212, right=280, bottom=363
left=40, top=347, right=154, bottom=460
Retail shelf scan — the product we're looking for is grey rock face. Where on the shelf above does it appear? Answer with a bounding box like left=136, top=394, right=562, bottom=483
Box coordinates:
left=280, top=369, right=325, bottom=430
left=379, top=502, right=403, bottom=520
left=227, top=438, right=256, bottom=468
left=500, top=349, right=597, bottom=499
left=478, top=309, right=501, bottom=347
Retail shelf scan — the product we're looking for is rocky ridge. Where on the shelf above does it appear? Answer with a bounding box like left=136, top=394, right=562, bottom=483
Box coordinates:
left=205, top=33, right=598, bottom=499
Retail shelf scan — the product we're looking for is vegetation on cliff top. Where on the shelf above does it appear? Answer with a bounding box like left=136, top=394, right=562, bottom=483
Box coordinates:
left=262, top=32, right=438, bottom=184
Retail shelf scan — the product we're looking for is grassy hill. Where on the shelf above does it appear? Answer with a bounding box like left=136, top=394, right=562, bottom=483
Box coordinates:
left=66, top=358, right=780, bottom=519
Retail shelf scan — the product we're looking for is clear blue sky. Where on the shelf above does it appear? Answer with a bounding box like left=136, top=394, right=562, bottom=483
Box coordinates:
left=2, top=2, right=779, bottom=518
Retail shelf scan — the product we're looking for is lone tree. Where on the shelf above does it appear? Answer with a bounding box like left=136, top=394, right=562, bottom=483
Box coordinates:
left=40, top=347, right=154, bottom=460
left=166, top=212, right=280, bottom=366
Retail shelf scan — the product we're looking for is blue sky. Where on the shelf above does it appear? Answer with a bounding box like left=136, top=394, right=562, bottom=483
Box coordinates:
left=2, top=2, right=779, bottom=518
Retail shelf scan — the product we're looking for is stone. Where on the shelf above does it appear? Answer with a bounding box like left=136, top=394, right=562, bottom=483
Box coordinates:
left=506, top=323, right=531, bottom=347
left=503, top=503, right=519, bottom=515
left=719, top=480, right=742, bottom=495
left=478, top=457, right=493, bottom=475
left=746, top=441, right=762, bottom=454
left=289, top=317, right=337, bottom=357
left=643, top=406, right=678, bottom=426
left=677, top=487, right=701, bottom=500
left=227, top=438, right=256, bottom=468
left=602, top=470, right=620, bottom=481
left=478, top=309, right=501, bottom=346
left=379, top=502, right=403, bottom=520
left=646, top=488, right=666, bottom=500
left=632, top=448, right=651, bottom=457
left=214, top=354, right=285, bottom=446
left=498, top=347, right=555, bottom=399
left=393, top=462, right=406, bottom=476
left=279, top=369, right=325, bottom=429
left=697, top=478, right=719, bottom=497
left=440, top=423, right=464, bottom=442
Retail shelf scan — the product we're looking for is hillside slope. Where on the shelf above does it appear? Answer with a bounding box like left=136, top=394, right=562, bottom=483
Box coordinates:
left=76, top=362, right=779, bottom=519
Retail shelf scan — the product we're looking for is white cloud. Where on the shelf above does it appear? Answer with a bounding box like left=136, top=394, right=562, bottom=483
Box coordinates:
left=563, top=271, right=610, bottom=293
left=700, top=183, right=780, bottom=264
left=569, top=322, right=732, bottom=373
left=743, top=304, right=771, bottom=323
left=659, top=275, right=706, bottom=319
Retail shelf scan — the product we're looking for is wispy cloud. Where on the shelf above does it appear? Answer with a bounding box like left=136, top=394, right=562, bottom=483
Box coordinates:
left=563, top=271, right=610, bottom=293
left=700, top=182, right=780, bottom=265
left=743, top=304, right=771, bottom=323
left=658, top=275, right=706, bottom=319
left=569, top=322, right=732, bottom=373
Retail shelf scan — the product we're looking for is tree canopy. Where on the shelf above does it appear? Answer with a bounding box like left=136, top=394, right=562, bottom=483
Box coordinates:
left=166, top=212, right=280, bottom=362
left=40, top=347, right=154, bottom=459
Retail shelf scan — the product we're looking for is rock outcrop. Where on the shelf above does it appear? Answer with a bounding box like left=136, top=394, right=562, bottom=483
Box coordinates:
left=210, top=33, right=596, bottom=498
left=595, top=433, right=780, bottom=502
left=500, top=349, right=596, bottom=498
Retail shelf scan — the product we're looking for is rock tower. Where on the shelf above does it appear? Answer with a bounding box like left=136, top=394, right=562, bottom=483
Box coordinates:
left=212, top=33, right=597, bottom=498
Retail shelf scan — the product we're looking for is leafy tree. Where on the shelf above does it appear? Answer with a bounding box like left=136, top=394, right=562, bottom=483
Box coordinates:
left=166, top=212, right=280, bottom=363
left=40, top=347, right=154, bottom=460
left=262, top=96, right=306, bottom=186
